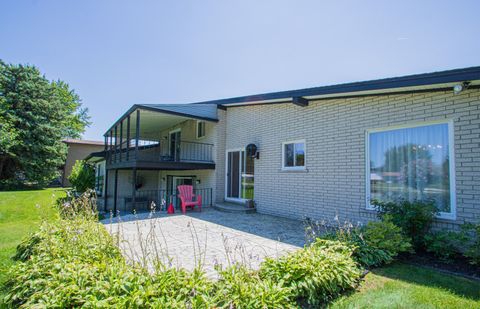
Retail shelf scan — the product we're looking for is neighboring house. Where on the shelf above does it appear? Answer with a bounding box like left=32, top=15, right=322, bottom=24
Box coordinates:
left=61, top=139, right=104, bottom=187
left=88, top=66, right=480, bottom=230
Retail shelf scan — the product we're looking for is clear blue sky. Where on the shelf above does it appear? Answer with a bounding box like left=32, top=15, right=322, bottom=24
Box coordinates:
left=1, top=1, right=479, bottom=140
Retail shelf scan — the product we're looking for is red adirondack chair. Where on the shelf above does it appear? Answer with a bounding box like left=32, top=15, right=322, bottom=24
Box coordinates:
left=177, top=185, right=202, bottom=214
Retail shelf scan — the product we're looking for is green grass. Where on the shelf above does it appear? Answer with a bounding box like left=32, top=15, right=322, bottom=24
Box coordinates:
left=330, top=263, right=480, bottom=309
left=0, top=188, right=65, bottom=300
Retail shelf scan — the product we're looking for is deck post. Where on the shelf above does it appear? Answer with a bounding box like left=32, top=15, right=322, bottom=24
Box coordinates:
left=119, top=120, right=123, bottom=162
left=109, top=130, right=113, bottom=164
left=132, top=168, right=137, bottom=212
left=113, top=169, right=118, bottom=215
left=135, top=110, right=140, bottom=160
left=114, top=125, right=118, bottom=163
left=126, top=115, right=131, bottom=161
left=104, top=168, right=109, bottom=212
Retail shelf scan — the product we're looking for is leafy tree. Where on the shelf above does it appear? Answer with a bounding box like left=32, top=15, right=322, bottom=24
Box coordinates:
left=0, top=60, right=90, bottom=187
left=68, top=160, right=95, bottom=193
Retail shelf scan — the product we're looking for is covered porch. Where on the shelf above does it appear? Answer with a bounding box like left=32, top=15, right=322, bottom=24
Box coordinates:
left=102, top=104, right=219, bottom=213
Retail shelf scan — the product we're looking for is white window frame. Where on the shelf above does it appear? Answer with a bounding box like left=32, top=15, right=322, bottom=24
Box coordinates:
left=365, top=119, right=456, bottom=220
left=196, top=120, right=206, bottom=139
left=281, top=139, right=306, bottom=171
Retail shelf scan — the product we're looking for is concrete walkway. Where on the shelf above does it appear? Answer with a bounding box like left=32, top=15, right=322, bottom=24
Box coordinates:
left=102, top=208, right=305, bottom=276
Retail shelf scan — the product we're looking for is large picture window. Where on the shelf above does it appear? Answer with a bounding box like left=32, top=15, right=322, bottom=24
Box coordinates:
left=367, top=121, right=455, bottom=219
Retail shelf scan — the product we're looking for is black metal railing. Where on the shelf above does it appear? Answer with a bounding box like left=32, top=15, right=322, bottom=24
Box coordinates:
left=109, top=139, right=213, bottom=164
left=124, top=188, right=213, bottom=212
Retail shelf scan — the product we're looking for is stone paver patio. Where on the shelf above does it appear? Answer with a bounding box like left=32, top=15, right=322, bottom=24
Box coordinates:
left=102, top=208, right=305, bottom=276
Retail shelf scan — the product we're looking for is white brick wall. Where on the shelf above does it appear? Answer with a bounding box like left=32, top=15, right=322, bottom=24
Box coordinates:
left=222, top=89, right=480, bottom=227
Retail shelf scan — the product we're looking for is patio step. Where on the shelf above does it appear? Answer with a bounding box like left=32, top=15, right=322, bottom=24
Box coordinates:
left=213, top=202, right=256, bottom=214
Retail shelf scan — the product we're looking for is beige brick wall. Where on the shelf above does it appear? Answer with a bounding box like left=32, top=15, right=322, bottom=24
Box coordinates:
left=222, top=89, right=480, bottom=227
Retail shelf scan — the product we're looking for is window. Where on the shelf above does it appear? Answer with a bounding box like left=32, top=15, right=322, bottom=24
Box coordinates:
left=367, top=121, right=455, bottom=219
left=282, top=140, right=306, bottom=170
left=196, top=121, right=206, bottom=139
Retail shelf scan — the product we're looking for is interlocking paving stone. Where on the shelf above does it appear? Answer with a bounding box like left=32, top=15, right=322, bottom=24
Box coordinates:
left=102, top=208, right=305, bottom=276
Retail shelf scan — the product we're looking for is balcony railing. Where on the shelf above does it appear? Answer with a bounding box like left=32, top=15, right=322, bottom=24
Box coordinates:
left=108, top=139, right=213, bottom=164
left=123, top=188, right=213, bottom=212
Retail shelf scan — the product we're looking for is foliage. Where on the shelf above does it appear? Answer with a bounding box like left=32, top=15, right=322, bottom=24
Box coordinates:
left=362, top=217, right=412, bottom=258
left=0, top=60, right=90, bottom=187
left=424, top=230, right=463, bottom=262
left=5, top=193, right=365, bottom=308
left=259, top=239, right=362, bottom=306
left=424, top=223, right=480, bottom=266
left=321, top=224, right=392, bottom=268
left=68, top=160, right=95, bottom=193
left=372, top=199, right=437, bottom=249
left=462, top=223, right=480, bottom=265
left=317, top=218, right=411, bottom=268
left=216, top=265, right=295, bottom=308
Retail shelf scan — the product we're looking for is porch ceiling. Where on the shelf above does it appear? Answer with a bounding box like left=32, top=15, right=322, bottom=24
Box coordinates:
left=105, top=104, right=218, bottom=140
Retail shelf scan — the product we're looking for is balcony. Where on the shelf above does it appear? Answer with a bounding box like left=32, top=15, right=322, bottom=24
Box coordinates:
left=107, top=139, right=214, bottom=170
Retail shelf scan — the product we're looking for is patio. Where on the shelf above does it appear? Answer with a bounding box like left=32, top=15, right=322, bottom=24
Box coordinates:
left=102, top=208, right=305, bottom=276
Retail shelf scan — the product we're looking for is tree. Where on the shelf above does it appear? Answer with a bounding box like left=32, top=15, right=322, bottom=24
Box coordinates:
left=0, top=61, right=90, bottom=187
left=68, top=160, right=95, bottom=193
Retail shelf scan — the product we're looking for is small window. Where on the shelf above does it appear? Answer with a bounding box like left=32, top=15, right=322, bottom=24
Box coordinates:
left=282, top=140, right=306, bottom=170
left=196, top=121, right=206, bottom=139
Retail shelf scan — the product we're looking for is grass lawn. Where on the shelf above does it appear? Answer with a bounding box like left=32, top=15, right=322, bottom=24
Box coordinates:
left=330, top=263, right=480, bottom=308
left=0, top=188, right=65, bottom=300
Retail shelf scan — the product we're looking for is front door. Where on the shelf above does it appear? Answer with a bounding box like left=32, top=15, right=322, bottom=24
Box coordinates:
left=169, top=130, right=181, bottom=161
left=226, top=150, right=243, bottom=200
left=171, top=176, right=193, bottom=208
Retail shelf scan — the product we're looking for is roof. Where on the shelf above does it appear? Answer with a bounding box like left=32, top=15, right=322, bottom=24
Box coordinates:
left=105, top=66, right=480, bottom=134
left=63, top=139, right=104, bottom=146
left=196, top=66, right=480, bottom=106
left=84, top=150, right=106, bottom=162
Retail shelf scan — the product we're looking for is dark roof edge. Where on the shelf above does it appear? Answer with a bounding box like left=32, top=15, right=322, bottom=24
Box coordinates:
left=192, top=66, right=480, bottom=106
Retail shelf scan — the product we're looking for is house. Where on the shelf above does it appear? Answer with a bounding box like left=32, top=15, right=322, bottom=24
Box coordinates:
left=61, top=139, right=104, bottom=187
left=89, top=66, right=480, bottom=229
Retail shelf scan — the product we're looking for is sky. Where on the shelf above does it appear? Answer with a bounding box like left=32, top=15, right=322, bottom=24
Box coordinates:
left=1, top=0, right=479, bottom=140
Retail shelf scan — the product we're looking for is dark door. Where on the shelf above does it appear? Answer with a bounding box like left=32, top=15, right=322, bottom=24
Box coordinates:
left=227, top=151, right=241, bottom=198
left=169, top=131, right=181, bottom=161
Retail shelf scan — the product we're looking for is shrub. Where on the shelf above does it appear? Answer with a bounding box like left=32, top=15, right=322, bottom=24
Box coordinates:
left=259, top=239, right=362, bottom=306
left=461, top=223, right=480, bottom=266
left=372, top=199, right=437, bottom=249
left=68, top=160, right=95, bottom=193
left=319, top=218, right=411, bottom=268
left=216, top=265, right=295, bottom=308
left=363, top=217, right=412, bottom=258
left=424, top=231, right=463, bottom=262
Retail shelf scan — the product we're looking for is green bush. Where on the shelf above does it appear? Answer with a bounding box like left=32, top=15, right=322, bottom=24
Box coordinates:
left=68, top=160, right=95, bottom=193
left=259, top=239, right=362, bottom=306
left=461, top=223, right=480, bottom=266
left=424, top=231, right=463, bottom=262
left=322, top=225, right=392, bottom=267
left=372, top=199, right=437, bottom=249
left=320, top=218, right=411, bottom=268
left=216, top=265, right=295, bottom=308
left=363, top=217, right=412, bottom=258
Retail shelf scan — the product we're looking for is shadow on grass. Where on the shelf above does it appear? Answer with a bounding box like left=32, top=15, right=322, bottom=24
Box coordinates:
left=371, top=262, right=480, bottom=301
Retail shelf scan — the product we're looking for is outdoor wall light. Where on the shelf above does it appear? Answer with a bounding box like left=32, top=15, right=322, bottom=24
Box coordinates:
left=453, top=81, right=470, bottom=95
